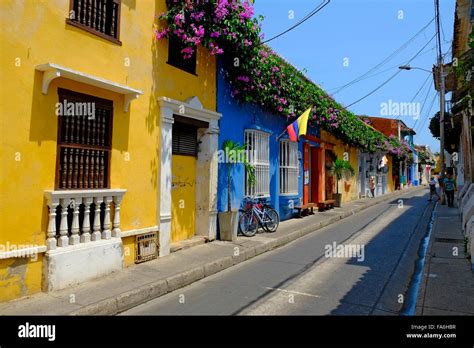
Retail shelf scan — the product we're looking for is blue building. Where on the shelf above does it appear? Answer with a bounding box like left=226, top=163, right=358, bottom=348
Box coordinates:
left=405, top=133, right=419, bottom=186
left=216, top=66, right=320, bottom=231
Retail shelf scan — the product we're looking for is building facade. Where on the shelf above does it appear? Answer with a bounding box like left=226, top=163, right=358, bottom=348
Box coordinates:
left=0, top=0, right=219, bottom=302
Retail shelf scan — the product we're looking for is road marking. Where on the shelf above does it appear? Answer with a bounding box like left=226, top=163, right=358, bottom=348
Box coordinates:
left=263, top=287, right=321, bottom=298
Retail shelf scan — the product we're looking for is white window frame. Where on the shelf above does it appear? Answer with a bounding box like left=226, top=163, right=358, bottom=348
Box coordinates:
left=244, top=129, right=270, bottom=197
left=279, top=140, right=299, bottom=195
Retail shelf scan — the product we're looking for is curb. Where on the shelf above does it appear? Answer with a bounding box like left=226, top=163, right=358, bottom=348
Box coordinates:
left=71, top=186, right=424, bottom=315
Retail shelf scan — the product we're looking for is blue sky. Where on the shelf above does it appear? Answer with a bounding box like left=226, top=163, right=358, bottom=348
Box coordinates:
left=252, top=0, right=456, bottom=152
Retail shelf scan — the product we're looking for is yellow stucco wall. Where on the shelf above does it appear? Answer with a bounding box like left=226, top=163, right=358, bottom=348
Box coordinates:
left=0, top=0, right=216, bottom=301
left=320, top=130, right=359, bottom=203
left=171, top=155, right=197, bottom=242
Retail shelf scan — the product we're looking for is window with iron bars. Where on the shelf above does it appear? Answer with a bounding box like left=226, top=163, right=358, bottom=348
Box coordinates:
left=56, top=89, right=112, bottom=190
left=244, top=129, right=270, bottom=197
left=67, top=0, right=121, bottom=44
left=279, top=140, right=299, bottom=195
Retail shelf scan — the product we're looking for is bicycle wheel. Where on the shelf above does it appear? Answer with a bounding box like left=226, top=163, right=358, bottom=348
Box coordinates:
left=263, top=207, right=279, bottom=232
left=238, top=211, right=258, bottom=237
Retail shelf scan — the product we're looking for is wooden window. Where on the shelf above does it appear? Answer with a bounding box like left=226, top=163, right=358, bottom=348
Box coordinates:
left=66, top=0, right=122, bottom=45
left=279, top=140, right=299, bottom=195
left=167, top=36, right=197, bottom=74
left=244, top=129, right=270, bottom=197
left=172, top=122, right=198, bottom=157
left=56, top=89, right=113, bottom=190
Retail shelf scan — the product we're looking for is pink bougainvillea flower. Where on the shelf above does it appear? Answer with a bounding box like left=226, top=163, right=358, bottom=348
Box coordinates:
left=190, top=11, right=205, bottom=21
left=237, top=75, right=250, bottom=83
left=174, top=13, right=185, bottom=27
left=181, top=46, right=195, bottom=59
left=215, top=0, right=229, bottom=20
left=239, top=0, right=254, bottom=20
left=155, top=28, right=170, bottom=40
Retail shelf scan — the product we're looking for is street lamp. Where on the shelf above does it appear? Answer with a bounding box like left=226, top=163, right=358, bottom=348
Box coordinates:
left=398, top=65, right=433, bottom=73
left=399, top=63, right=446, bottom=204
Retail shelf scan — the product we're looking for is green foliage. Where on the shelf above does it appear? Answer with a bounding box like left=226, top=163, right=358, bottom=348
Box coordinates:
left=222, top=140, right=255, bottom=211
left=428, top=111, right=460, bottom=153
left=157, top=0, right=410, bottom=160
left=328, top=158, right=355, bottom=194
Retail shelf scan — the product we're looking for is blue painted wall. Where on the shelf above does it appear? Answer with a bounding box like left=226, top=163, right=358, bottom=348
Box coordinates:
left=216, top=63, right=321, bottom=224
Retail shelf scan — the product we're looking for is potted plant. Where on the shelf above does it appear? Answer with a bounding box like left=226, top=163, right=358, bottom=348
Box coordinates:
left=328, top=158, right=355, bottom=207
left=218, top=140, right=255, bottom=241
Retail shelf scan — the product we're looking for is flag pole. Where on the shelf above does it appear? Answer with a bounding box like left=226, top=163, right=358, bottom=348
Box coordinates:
left=276, top=128, right=287, bottom=140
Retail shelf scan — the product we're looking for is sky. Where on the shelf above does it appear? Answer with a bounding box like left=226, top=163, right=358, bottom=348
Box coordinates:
left=252, top=0, right=456, bottom=152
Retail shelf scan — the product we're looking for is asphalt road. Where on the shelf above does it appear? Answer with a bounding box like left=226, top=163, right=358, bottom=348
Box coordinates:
left=122, top=189, right=433, bottom=315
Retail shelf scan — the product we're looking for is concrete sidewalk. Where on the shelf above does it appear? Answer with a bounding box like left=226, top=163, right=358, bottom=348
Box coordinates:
left=417, top=200, right=474, bottom=315
left=0, top=186, right=422, bottom=316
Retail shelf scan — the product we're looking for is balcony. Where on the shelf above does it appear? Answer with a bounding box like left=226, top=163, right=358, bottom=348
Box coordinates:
left=44, top=189, right=126, bottom=250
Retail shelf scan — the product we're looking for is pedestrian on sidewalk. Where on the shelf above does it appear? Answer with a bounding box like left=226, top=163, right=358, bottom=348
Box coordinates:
left=428, top=177, right=439, bottom=201
left=369, top=176, right=376, bottom=198
left=444, top=173, right=456, bottom=207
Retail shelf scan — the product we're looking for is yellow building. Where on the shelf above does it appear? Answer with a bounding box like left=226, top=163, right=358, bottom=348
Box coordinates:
left=0, top=0, right=220, bottom=302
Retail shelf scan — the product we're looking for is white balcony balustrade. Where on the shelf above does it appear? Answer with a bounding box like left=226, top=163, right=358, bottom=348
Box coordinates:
left=44, top=189, right=126, bottom=250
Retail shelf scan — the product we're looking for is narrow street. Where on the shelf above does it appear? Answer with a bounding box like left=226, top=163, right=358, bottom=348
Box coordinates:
left=123, top=189, right=434, bottom=315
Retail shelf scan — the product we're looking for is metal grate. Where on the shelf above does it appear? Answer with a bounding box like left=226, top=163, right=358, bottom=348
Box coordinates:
left=70, top=0, right=121, bottom=39
left=279, top=140, right=299, bottom=194
left=135, top=232, right=158, bottom=263
left=244, top=129, right=270, bottom=197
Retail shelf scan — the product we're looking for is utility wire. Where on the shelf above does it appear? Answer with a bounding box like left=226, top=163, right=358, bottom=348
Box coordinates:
left=326, top=40, right=451, bottom=93
left=416, top=92, right=439, bottom=133
left=330, top=17, right=435, bottom=95
left=393, top=73, right=432, bottom=121
left=412, top=83, right=434, bottom=128
left=261, top=0, right=331, bottom=44
left=345, top=33, right=437, bottom=108
left=411, top=73, right=432, bottom=103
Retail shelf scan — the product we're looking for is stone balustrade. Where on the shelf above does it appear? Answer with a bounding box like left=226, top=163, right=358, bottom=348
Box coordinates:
left=44, top=189, right=126, bottom=250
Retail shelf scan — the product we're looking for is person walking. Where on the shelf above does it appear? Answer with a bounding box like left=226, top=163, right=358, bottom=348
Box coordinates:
left=444, top=173, right=456, bottom=207
left=369, top=176, right=376, bottom=198
left=428, top=177, right=439, bottom=201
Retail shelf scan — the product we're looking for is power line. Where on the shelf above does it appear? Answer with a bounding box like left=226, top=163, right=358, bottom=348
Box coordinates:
left=411, top=73, right=432, bottom=103
left=412, top=82, right=434, bottom=128
left=393, top=73, right=432, bottom=121
left=416, top=92, right=438, bottom=133
left=326, top=40, right=450, bottom=93
left=329, top=17, right=435, bottom=95
left=345, top=33, right=437, bottom=108
left=261, top=0, right=331, bottom=44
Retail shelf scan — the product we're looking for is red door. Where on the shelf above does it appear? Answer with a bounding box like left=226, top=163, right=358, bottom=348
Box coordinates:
left=303, top=143, right=310, bottom=204
left=310, top=147, right=319, bottom=203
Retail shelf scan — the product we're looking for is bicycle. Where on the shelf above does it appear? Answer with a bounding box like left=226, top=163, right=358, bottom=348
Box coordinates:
left=238, top=196, right=280, bottom=237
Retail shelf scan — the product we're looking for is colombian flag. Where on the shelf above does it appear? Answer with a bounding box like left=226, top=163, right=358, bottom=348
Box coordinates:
left=286, top=107, right=311, bottom=142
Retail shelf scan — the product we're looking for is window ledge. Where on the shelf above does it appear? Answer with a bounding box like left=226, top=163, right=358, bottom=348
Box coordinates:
left=66, top=19, right=122, bottom=45
left=44, top=189, right=127, bottom=203
left=166, top=61, right=198, bottom=76
left=36, top=63, right=143, bottom=112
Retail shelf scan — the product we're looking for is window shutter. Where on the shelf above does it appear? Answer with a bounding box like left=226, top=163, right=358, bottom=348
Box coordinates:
left=172, top=123, right=198, bottom=156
